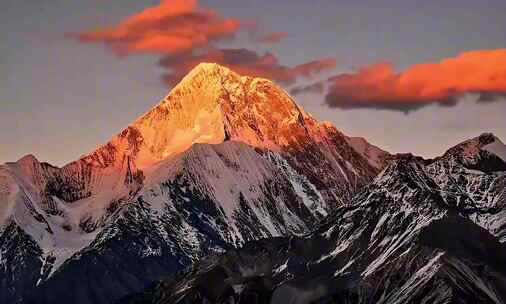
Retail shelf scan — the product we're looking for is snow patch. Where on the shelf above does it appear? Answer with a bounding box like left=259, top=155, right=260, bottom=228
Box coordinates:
left=483, top=139, right=506, bottom=162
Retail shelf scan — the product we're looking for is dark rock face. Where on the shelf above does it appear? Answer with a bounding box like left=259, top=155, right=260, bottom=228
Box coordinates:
left=0, top=222, right=43, bottom=304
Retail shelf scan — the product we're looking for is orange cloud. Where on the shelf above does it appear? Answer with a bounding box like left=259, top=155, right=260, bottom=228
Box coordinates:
left=158, top=48, right=336, bottom=86
left=325, top=49, right=506, bottom=112
left=72, top=0, right=242, bottom=55
left=71, top=1, right=335, bottom=88
left=258, top=32, right=288, bottom=44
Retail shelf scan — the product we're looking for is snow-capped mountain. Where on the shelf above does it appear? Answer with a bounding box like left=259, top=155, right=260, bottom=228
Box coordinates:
left=0, top=63, right=386, bottom=304
left=132, top=134, right=506, bottom=304
left=427, top=133, right=506, bottom=241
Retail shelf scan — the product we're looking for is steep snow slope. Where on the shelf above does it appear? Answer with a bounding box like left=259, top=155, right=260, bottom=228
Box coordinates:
left=24, top=142, right=329, bottom=304
left=483, top=139, right=506, bottom=162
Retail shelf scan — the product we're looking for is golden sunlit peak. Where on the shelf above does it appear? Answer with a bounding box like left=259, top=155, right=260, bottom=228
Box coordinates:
left=185, top=62, right=235, bottom=78
left=78, top=62, right=329, bottom=171
left=192, top=62, right=227, bottom=72
left=162, top=62, right=239, bottom=101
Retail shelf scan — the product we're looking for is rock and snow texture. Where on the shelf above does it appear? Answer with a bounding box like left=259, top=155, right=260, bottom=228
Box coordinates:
left=2, top=62, right=504, bottom=304
left=142, top=151, right=506, bottom=304
left=0, top=63, right=384, bottom=304
left=426, top=133, right=506, bottom=242
left=345, top=135, right=390, bottom=170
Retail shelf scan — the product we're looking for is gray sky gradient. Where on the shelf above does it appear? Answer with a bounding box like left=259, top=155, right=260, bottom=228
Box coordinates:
left=1, top=0, right=505, bottom=165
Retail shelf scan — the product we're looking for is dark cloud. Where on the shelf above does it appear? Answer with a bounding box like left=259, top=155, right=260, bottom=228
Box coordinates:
left=324, top=91, right=427, bottom=113
left=476, top=91, right=506, bottom=103
left=158, top=48, right=335, bottom=86
left=290, top=82, right=324, bottom=96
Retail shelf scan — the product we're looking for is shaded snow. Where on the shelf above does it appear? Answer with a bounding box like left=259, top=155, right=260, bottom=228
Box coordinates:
left=346, top=136, right=388, bottom=170
left=483, top=139, right=506, bottom=162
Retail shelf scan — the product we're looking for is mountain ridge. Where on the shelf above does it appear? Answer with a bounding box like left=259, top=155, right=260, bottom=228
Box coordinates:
left=126, top=136, right=506, bottom=304
left=1, top=63, right=505, bottom=304
left=1, top=63, right=391, bottom=304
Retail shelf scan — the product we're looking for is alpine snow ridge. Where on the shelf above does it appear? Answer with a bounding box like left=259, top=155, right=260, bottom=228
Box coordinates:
left=0, top=63, right=389, bottom=304
left=124, top=134, right=506, bottom=304
left=2, top=63, right=505, bottom=304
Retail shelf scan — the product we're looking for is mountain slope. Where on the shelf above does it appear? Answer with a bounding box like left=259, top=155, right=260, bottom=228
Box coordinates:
left=26, top=141, right=329, bottom=304
left=125, top=135, right=506, bottom=304
left=426, top=133, right=506, bottom=241
left=0, top=63, right=386, bottom=303
left=138, top=154, right=506, bottom=303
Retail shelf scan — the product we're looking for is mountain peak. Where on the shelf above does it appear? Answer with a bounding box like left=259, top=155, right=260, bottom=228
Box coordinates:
left=435, top=132, right=506, bottom=173
left=80, top=63, right=320, bottom=169
left=442, top=133, right=503, bottom=159
left=72, top=61, right=385, bottom=210
left=181, top=62, right=274, bottom=86
left=17, top=154, right=39, bottom=165
left=187, top=62, right=233, bottom=76
left=476, top=132, right=499, bottom=145
left=168, top=62, right=239, bottom=98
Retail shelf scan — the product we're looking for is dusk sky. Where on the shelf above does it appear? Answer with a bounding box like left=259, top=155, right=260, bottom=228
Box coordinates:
left=2, top=0, right=505, bottom=166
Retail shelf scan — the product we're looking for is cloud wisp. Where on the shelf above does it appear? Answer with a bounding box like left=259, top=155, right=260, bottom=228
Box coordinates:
left=290, top=81, right=325, bottom=96
left=324, top=49, right=506, bottom=112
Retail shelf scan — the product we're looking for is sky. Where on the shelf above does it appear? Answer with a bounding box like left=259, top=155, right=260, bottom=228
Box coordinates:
left=1, top=0, right=505, bottom=166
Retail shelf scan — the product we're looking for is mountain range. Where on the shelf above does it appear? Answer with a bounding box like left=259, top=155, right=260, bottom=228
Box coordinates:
left=0, top=63, right=505, bottom=304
